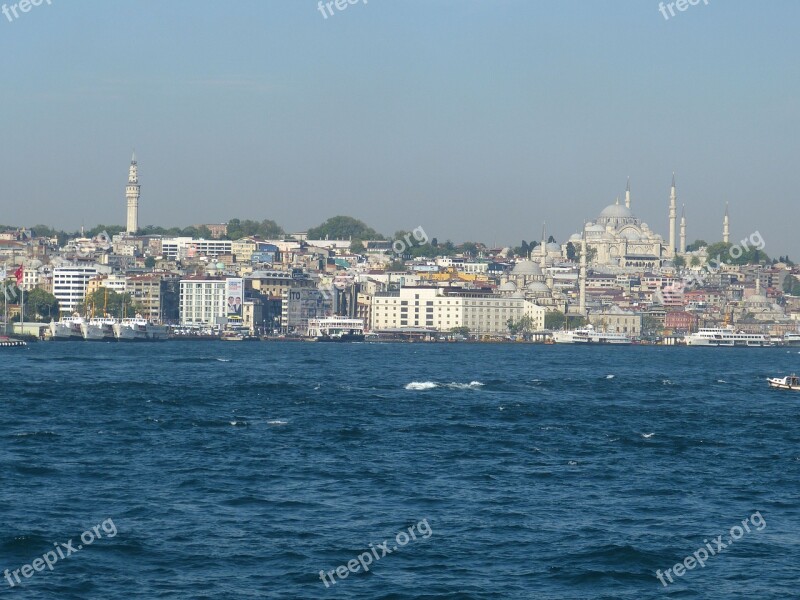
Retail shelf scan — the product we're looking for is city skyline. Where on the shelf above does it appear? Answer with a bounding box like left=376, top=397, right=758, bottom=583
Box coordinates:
left=1, top=1, right=798, bottom=255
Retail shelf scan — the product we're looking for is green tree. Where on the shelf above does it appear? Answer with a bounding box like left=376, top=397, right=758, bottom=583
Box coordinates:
left=545, top=310, right=567, bottom=330
left=641, top=315, right=662, bottom=337
left=565, top=242, right=577, bottom=261
left=308, top=216, right=383, bottom=240
left=144, top=256, right=156, bottom=268
left=386, top=260, right=406, bottom=272
left=690, top=256, right=701, bottom=267
left=450, top=326, right=470, bottom=336
left=673, top=255, right=686, bottom=268
left=23, top=288, right=59, bottom=322
left=350, top=239, right=365, bottom=254
left=686, top=239, right=708, bottom=252
left=507, top=315, right=535, bottom=336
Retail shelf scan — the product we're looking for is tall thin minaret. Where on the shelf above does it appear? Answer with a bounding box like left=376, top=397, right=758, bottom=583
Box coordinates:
left=126, top=152, right=140, bottom=234
left=679, top=205, right=686, bottom=254
left=625, top=177, right=631, bottom=209
left=668, top=173, right=677, bottom=257
left=722, top=203, right=730, bottom=244
left=539, top=223, right=547, bottom=269
left=579, top=227, right=587, bottom=314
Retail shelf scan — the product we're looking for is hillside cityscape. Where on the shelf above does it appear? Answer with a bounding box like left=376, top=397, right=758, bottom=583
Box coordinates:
left=2, top=155, right=799, bottom=343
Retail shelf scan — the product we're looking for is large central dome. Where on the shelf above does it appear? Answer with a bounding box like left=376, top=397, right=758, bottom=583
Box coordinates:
left=597, top=200, right=638, bottom=227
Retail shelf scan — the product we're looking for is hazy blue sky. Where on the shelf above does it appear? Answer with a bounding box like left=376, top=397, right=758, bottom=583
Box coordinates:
left=1, top=1, right=798, bottom=255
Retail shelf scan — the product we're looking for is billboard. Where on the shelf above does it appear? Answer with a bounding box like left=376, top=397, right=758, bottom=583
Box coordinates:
left=226, top=278, right=243, bottom=320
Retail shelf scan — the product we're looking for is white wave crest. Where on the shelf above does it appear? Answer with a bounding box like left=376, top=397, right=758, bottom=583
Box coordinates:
left=405, top=381, right=439, bottom=390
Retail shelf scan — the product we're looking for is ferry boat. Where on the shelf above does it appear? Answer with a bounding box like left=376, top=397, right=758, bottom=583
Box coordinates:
left=307, top=317, right=365, bottom=342
left=50, top=316, right=85, bottom=341
left=684, top=327, right=772, bottom=347
left=781, top=333, right=800, bottom=347
left=115, top=316, right=168, bottom=341
left=767, top=374, right=800, bottom=391
left=551, top=324, right=632, bottom=345
left=84, top=317, right=117, bottom=341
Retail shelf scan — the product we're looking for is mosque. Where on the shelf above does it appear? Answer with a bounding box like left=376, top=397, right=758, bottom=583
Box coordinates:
left=560, top=176, right=730, bottom=269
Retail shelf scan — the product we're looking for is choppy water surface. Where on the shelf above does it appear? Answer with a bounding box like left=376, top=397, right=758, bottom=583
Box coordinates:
left=1, top=342, right=799, bottom=598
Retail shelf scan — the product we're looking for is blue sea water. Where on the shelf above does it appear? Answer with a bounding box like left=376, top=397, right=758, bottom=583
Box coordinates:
left=1, top=342, right=799, bottom=599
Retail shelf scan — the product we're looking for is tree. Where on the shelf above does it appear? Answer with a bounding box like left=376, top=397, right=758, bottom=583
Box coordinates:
left=386, top=260, right=406, bottom=272
left=144, top=257, right=156, bottom=268
left=307, top=216, right=383, bottom=241
left=450, top=326, right=470, bottom=336
left=686, top=239, right=708, bottom=252
left=690, top=256, right=701, bottom=267
left=673, top=255, right=686, bottom=268
left=641, top=315, right=662, bottom=337
left=547, top=235, right=556, bottom=244
left=350, top=239, right=365, bottom=254
left=507, top=315, right=534, bottom=336
left=783, top=275, right=800, bottom=295
left=566, top=242, right=577, bottom=261
left=23, top=288, right=59, bottom=322
left=574, top=244, right=597, bottom=263
left=545, top=310, right=567, bottom=330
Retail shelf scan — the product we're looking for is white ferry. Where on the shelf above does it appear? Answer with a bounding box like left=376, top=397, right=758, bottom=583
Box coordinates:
left=50, top=316, right=85, bottom=341
left=84, top=317, right=117, bottom=341
left=781, top=333, right=800, bottom=347
left=684, top=327, right=772, bottom=347
left=115, top=316, right=168, bottom=341
left=307, top=317, right=365, bottom=342
left=552, top=325, right=632, bottom=345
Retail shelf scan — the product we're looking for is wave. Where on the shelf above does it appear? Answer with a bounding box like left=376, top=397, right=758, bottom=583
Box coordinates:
left=404, top=381, right=484, bottom=391
left=267, top=420, right=288, bottom=426
left=405, top=381, right=439, bottom=390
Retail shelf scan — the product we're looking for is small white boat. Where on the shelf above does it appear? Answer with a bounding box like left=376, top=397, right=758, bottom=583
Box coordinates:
left=552, top=324, right=631, bottom=345
left=767, top=374, right=800, bottom=391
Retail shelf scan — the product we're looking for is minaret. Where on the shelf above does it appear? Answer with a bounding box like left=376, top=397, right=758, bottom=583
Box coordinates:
left=539, top=223, right=547, bottom=269
left=625, top=177, right=631, bottom=209
left=126, top=152, right=140, bottom=234
left=579, top=227, right=587, bottom=314
left=722, top=203, right=730, bottom=244
left=679, top=205, right=686, bottom=254
left=668, top=173, right=677, bottom=257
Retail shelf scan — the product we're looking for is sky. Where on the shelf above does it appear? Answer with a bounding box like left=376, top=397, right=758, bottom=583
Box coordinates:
left=1, top=0, right=798, bottom=256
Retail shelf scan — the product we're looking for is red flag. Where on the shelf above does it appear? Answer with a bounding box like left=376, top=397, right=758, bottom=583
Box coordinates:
left=14, top=266, right=23, bottom=285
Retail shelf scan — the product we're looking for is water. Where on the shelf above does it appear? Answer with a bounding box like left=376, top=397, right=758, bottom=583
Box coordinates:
left=2, top=342, right=799, bottom=598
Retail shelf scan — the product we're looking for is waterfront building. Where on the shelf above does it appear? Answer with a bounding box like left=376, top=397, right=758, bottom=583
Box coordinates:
left=370, top=286, right=546, bottom=336
left=53, top=265, right=101, bottom=313
left=179, top=277, right=227, bottom=325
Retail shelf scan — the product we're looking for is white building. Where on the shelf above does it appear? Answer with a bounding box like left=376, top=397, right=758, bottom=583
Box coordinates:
left=179, top=278, right=227, bottom=325
left=162, top=238, right=233, bottom=261
left=53, top=265, right=100, bottom=313
left=370, top=286, right=546, bottom=336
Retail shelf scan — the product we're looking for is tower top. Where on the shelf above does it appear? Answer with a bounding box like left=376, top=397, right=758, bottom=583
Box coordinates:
left=671, top=172, right=676, bottom=188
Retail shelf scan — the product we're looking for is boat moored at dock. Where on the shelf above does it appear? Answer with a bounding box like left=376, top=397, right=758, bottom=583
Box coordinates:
left=307, top=317, right=365, bottom=342
left=552, top=325, right=632, bottom=345
left=684, top=327, right=772, bottom=347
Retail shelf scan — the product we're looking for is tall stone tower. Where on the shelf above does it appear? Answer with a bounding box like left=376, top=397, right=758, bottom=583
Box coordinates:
left=126, top=152, right=140, bottom=234
left=668, top=173, right=677, bottom=257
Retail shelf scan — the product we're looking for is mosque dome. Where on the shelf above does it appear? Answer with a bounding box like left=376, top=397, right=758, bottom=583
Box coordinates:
left=569, top=233, right=582, bottom=242
left=511, top=260, right=543, bottom=277
left=599, top=203, right=634, bottom=219
left=545, top=242, right=560, bottom=252
left=526, top=281, right=551, bottom=294
left=745, top=294, right=770, bottom=306
left=498, top=281, right=517, bottom=292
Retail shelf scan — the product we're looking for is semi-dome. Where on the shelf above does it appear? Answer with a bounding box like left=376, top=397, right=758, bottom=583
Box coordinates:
left=745, top=294, right=769, bottom=306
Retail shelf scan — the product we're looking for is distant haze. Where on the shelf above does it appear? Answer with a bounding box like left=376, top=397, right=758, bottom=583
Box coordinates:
left=1, top=1, right=798, bottom=256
